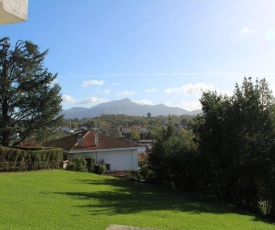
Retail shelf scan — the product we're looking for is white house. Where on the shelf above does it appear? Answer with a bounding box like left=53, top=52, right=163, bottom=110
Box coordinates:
left=45, top=130, right=139, bottom=172
left=0, top=0, right=28, bottom=25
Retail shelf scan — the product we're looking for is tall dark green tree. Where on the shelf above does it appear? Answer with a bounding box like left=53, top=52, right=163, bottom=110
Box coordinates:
left=148, top=115, right=198, bottom=189
left=192, top=77, right=275, bottom=214
left=0, top=37, right=62, bottom=147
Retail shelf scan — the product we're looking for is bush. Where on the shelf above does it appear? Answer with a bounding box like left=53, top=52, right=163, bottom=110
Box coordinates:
left=74, top=158, right=87, bottom=172
left=66, top=158, right=87, bottom=172
left=66, top=163, right=75, bottom=171
left=65, top=157, right=106, bottom=175
left=0, top=146, right=63, bottom=172
left=139, top=164, right=155, bottom=182
left=86, top=157, right=95, bottom=172
left=94, top=164, right=106, bottom=175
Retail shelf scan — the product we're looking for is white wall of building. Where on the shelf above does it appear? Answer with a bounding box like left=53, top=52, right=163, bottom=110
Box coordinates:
left=67, top=148, right=139, bottom=171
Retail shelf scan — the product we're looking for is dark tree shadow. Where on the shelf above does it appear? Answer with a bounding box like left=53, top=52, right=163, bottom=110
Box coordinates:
left=55, top=177, right=275, bottom=225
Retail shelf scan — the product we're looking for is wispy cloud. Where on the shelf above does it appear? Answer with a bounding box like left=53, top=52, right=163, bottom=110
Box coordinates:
left=82, top=80, right=104, bottom=87
left=145, top=88, right=157, bottom=93
left=112, top=82, right=121, bottom=86
left=77, top=97, right=108, bottom=104
left=62, top=95, right=77, bottom=103
left=240, top=27, right=255, bottom=34
left=164, top=100, right=201, bottom=111
left=179, top=100, right=201, bottom=111
left=117, top=91, right=135, bottom=96
left=62, top=95, right=107, bottom=104
left=164, top=83, right=215, bottom=96
left=134, top=99, right=153, bottom=105
left=97, top=89, right=110, bottom=94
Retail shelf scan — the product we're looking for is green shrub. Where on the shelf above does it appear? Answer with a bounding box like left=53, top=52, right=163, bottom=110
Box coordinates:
left=66, top=162, right=75, bottom=171
left=86, top=157, right=95, bottom=172
left=66, top=158, right=87, bottom=172
left=139, top=164, right=155, bottom=182
left=74, top=158, right=87, bottom=172
left=0, top=146, right=62, bottom=172
left=94, top=164, right=106, bottom=175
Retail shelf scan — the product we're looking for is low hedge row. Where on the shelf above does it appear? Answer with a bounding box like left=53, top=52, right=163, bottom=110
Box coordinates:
left=66, top=157, right=107, bottom=175
left=0, top=146, right=63, bottom=172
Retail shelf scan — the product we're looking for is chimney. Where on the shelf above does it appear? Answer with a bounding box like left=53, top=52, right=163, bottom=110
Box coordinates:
left=77, top=134, right=83, bottom=147
left=95, top=132, right=99, bottom=147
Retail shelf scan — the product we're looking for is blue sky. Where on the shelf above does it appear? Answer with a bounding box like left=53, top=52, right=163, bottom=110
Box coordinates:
left=1, top=0, right=275, bottom=111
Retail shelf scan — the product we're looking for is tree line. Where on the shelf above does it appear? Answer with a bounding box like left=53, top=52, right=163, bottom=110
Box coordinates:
left=148, top=77, right=275, bottom=217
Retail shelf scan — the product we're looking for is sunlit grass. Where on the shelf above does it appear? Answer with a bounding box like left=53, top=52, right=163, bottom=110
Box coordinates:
left=0, top=170, right=274, bottom=230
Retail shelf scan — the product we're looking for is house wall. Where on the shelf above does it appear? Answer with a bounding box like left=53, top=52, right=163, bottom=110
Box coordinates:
left=67, top=148, right=139, bottom=171
left=0, top=0, right=28, bottom=25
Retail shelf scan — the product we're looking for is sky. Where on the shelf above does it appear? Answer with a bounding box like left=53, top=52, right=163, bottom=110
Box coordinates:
left=1, top=0, right=275, bottom=111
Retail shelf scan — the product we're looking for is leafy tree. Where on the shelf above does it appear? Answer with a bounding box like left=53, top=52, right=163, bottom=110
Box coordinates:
left=148, top=116, right=197, bottom=189
left=0, top=37, right=62, bottom=147
left=192, top=77, right=275, bottom=214
left=180, top=117, right=188, bottom=126
left=129, top=126, right=141, bottom=141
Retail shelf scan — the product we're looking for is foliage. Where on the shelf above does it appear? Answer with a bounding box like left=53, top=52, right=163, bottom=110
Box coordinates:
left=139, top=164, right=154, bottom=181
left=0, top=146, right=62, bottom=171
left=147, top=78, right=275, bottom=217
left=66, top=158, right=87, bottom=172
left=66, top=157, right=106, bottom=175
left=192, top=77, right=275, bottom=215
left=94, top=163, right=107, bottom=175
left=0, top=37, right=63, bottom=147
left=0, top=170, right=274, bottom=230
left=61, top=114, right=194, bottom=140
left=148, top=116, right=197, bottom=189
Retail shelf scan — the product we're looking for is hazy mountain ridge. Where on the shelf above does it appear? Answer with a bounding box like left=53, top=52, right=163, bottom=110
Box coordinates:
left=62, top=98, right=201, bottom=119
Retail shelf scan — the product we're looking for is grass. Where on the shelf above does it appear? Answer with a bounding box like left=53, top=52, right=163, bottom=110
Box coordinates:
left=0, top=170, right=274, bottom=230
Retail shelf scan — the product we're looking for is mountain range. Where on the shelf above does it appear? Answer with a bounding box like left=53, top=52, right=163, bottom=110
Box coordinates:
left=62, top=98, right=201, bottom=119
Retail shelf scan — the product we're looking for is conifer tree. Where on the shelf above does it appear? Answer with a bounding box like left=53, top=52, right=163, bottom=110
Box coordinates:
left=0, top=37, right=62, bottom=146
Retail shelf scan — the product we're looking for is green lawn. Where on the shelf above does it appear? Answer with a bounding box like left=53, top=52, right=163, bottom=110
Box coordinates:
left=0, top=170, right=274, bottom=230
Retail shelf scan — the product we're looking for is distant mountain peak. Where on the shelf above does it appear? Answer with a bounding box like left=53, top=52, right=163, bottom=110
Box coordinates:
left=62, top=98, right=201, bottom=119
left=121, top=98, right=131, bottom=101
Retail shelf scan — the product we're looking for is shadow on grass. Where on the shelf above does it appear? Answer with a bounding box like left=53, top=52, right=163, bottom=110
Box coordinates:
left=55, top=177, right=262, bottom=218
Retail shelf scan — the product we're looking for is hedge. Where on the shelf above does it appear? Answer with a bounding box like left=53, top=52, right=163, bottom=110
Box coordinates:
left=0, top=146, right=63, bottom=172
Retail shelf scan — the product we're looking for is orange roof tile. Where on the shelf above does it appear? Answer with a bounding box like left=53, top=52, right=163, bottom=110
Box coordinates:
left=45, top=130, right=138, bottom=151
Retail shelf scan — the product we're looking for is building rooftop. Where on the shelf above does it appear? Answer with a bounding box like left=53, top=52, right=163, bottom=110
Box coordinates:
left=45, top=130, right=138, bottom=152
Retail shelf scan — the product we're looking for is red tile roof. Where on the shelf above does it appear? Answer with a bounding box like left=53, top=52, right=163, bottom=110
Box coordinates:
left=45, top=130, right=138, bottom=151
left=138, top=152, right=149, bottom=162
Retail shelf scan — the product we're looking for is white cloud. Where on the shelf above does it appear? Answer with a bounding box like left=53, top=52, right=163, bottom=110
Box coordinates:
left=82, top=80, right=104, bottom=87
left=164, top=83, right=215, bottom=97
left=135, top=100, right=153, bottom=105
left=240, top=27, right=255, bottom=34
left=77, top=97, right=107, bottom=104
left=164, top=100, right=201, bottom=111
left=145, top=88, right=157, bottom=93
left=179, top=100, right=201, bottom=111
left=62, top=95, right=107, bottom=105
left=62, top=95, right=77, bottom=103
left=117, top=91, right=135, bottom=96
left=164, top=101, right=173, bottom=107
left=97, top=89, right=110, bottom=94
